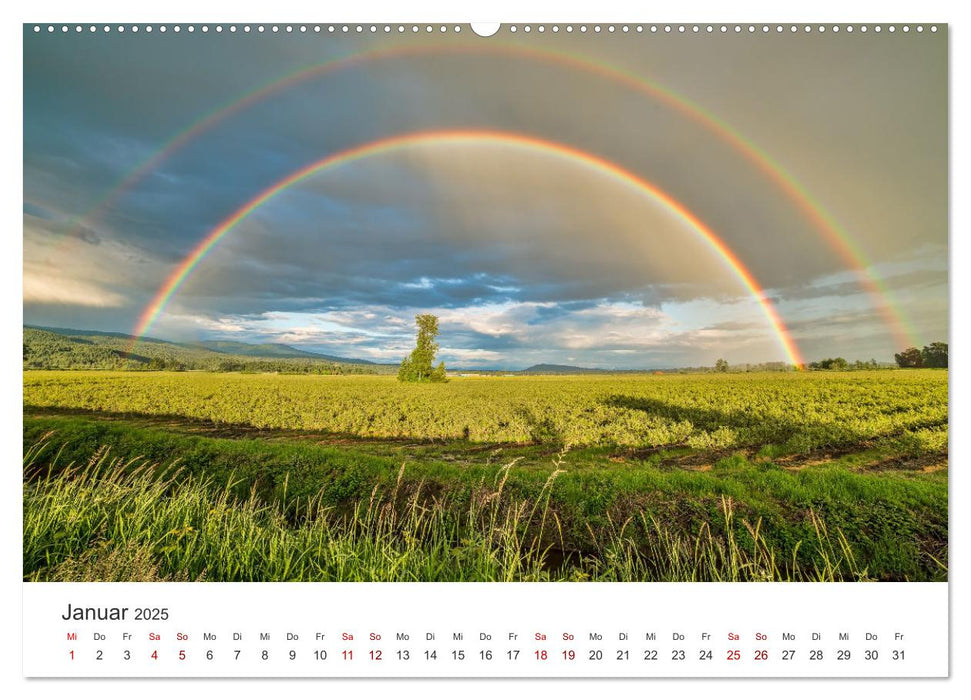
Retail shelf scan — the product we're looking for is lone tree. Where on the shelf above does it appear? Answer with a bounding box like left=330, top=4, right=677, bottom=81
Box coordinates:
left=894, top=347, right=924, bottom=368
left=398, top=314, right=447, bottom=383
left=714, top=358, right=729, bottom=373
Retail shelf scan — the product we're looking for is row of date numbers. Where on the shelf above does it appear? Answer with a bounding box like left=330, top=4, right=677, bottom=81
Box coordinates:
left=70, top=648, right=907, bottom=662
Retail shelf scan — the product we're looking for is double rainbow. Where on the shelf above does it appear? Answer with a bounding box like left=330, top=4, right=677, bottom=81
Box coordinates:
left=47, top=37, right=911, bottom=360
left=131, top=129, right=805, bottom=367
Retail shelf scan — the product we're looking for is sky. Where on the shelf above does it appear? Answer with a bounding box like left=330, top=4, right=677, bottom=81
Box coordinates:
left=23, top=25, right=948, bottom=368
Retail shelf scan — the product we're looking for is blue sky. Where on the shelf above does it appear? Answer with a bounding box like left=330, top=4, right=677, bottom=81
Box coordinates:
left=23, top=26, right=948, bottom=368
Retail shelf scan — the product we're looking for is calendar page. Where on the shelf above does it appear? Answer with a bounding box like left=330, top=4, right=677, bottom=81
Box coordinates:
left=20, top=11, right=950, bottom=683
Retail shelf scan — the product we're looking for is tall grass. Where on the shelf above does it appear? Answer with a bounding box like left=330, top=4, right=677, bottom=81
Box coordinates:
left=24, top=438, right=882, bottom=582
left=578, top=501, right=871, bottom=582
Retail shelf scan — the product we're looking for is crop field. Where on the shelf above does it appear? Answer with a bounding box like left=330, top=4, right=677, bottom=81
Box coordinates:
left=23, top=370, right=948, bottom=451
left=22, top=370, right=948, bottom=582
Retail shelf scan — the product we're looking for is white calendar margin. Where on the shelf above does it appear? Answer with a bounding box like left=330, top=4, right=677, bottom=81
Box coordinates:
left=6, top=0, right=965, bottom=696
left=23, top=582, right=948, bottom=678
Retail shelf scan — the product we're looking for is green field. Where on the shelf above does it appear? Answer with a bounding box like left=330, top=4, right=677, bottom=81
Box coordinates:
left=23, top=370, right=948, bottom=582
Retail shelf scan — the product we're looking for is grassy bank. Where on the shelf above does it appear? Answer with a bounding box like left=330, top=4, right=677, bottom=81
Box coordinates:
left=23, top=415, right=947, bottom=581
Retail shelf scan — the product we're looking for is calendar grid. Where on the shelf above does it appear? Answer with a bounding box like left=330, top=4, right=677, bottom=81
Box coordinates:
left=24, top=582, right=949, bottom=678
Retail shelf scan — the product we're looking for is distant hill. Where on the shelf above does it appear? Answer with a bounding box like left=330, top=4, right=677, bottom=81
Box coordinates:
left=23, top=326, right=392, bottom=374
left=189, top=340, right=376, bottom=365
left=518, top=364, right=673, bottom=375
left=27, top=325, right=172, bottom=345
left=23, top=327, right=808, bottom=377
left=520, top=363, right=609, bottom=375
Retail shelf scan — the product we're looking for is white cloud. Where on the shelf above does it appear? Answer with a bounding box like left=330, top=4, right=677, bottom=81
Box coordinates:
left=22, top=213, right=164, bottom=309
left=23, top=264, right=125, bottom=307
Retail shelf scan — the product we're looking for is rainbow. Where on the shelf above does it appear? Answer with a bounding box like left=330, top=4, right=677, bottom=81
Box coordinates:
left=132, top=130, right=806, bottom=367
left=64, top=39, right=919, bottom=349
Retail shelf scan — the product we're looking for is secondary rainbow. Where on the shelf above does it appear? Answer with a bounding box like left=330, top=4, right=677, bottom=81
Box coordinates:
left=132, top=129, right=805, bottom=366
left=65, top=39, right=919, bottom=349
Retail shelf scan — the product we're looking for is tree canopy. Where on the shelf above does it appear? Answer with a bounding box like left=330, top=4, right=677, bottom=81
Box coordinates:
left=921, top=342, right=948, bottom=368
left=895, top=343, right=947, bottom=369
left=809, top=357, right=849, bottom=371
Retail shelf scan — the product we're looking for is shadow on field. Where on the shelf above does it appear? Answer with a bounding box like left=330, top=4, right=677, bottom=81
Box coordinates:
left=22, top=406, right=533, bottom=456
left=604, top=394, right=796, bottom=431
left=601, top=394, right=866, bottom=453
